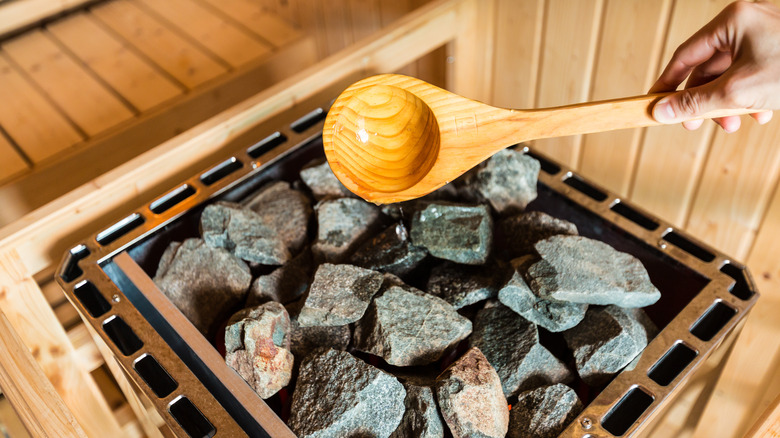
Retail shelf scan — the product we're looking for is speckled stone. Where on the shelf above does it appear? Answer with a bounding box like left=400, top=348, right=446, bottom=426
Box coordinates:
left=496, top=211, right=578, bottom=260
left=507, top=384, right=583, bottom=438
left=312, top=198, right=384, bottom=263
left=462, top=149, right=540, bottom=215
left=297, top=263, right=384, bottom=327
left=299, top=159, right=355, bottom=199
left=426, top=261, right=505, bottom=309
left=245, top=249, right=312, bottom=306
left=287, top=302, right=351, bottom=359
left=242, top=181, right=312, bottom=255
left=350, top=223, right=428, bottom=276
left=389, top=383, right=445, bottom=438
left=410, top=203, right=493, bottom=265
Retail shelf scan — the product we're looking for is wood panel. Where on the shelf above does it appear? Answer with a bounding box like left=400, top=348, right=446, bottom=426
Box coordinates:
left=90, top=0, right=227, bottom=89
left=0, top=0, right=95, bottom=39
left=0, top=129, right=29, bottom=183
left=2, top=30, right=134, bottom=136
left=198, top=0, right=303, bottom=48
left=577, top=0, right=671, bottom=196
left=47, top=12, right=183, bottom=112
left=531, top=0, right=603, bottom=168
left=0, top=54, right=82, bottom=164
left=349, top=0, right=382, bottom=42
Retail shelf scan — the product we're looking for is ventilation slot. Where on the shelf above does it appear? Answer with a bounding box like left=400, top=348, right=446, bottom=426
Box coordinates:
left=291, top=108, right=326, bottom=133
left=563, top=174, right=608, bottom=201
left=73, top=281, right=111, bottom=318
left=524, top=150, right=561, bottom=175
left=662, top=230, right=716, bottom=262
left=134, top=354, right=178, bottom=398
left=611, top=201, right=659, bottom=231
left=96, top=213, right=145, bottom=246
left=248, top=131, right=288, bottom=159
left=601, top=387, right=655, bottom=436
left=648, top=342, right=698, bottom=386
left=150, top=185, right=196, bottom=214
left=200, top=158, right=242, bottom=186
left=169, top=396, right=216, bottom=438
left=60, top=244, right=90, bottom=283
left=720, top=262, right=754, bottom=300
left=103, top=315, right=143, bottom=356
left=690, top=301, right=737, bottom=342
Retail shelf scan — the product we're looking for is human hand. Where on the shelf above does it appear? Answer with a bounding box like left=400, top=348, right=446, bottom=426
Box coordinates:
left=649, top=0, right=780, bottom=132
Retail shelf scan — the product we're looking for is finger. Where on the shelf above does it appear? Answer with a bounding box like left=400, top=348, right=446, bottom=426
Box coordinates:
left=714, top=115, right=741, bottom=133
left=682, top=119, right=704, bottom=130
left=652, top=77, right=727, bottom=124
left=750, top=111, right=773, bottom=124
left=684, top=50, right=733, bottom=88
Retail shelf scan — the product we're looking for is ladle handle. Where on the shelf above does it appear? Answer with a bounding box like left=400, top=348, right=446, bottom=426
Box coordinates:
left=524, top=92, right=761, bottom=140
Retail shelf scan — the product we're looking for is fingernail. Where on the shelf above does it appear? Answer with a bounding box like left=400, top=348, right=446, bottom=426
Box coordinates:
left=653, top=98, right=676, bottom=123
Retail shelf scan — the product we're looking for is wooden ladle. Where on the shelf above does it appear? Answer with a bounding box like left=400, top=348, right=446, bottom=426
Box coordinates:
left=323, top=74, right=753, bottom=204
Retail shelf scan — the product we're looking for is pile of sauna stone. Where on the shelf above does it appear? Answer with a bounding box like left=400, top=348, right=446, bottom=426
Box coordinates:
left=152, top=147, right=661, bottom=438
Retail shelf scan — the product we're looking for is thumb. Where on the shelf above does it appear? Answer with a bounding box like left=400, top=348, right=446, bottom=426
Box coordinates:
left=652, top=83, right=722, bottom=124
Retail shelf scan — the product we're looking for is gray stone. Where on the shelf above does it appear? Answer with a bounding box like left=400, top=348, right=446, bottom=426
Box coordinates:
left=313, top=198, right=384, bottom=263
left=563, top=305, right=657, bottom=386
left=528, top=235, right=662, bottom=307
left=462, top=149, right=540, bottom=214
left=389, top=384, right=445, bottom=438
left=354, top=282, right=472, bottom=366
left=245, top=249, right=312, bottom=306
left=507, top=384, right=583, bottom=438
left=298, top=263, right=384, bottom=327
left=299, top=159, right=355, bottom=199
left=435, top=347, right=509, bottom=438
left=470, top=302, right=572, bottom=397
left=498, top=256, right=587, bottom=332
left=242, top=181, right=312, bottom=255
left=288, top=349, right=406, bottom=438
left=224, top=302, right=293, bottom=399
left=153, top=238, right=251, bottom=337
left=496, top=211, right=578, bottom=259
left=349, top=223, right=428, bottom=276
left=426, top=261, right=505, bottom=309
left=200, top=201, right=290, bottom=265
left=410, top=203, right=493, bottom=265
left=287, top=305, right=351, bottom=358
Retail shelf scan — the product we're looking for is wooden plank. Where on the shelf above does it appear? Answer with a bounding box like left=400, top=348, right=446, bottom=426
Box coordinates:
left=198, top=0, right=303, bottom=48
left=294, top=0, right=329, bottom=59
left=0, top=54, right=82, bottom=164
left=47, top=12, right=183, bottom=112
left=0, top=0, right=96, bottom=39
left=2, top=30, right=134, bottom=137
left=491, top=0, right=544, bottom=109
left=0, top=309, right=86, bottom=438
left=745, top=392, right=780, bottom=438
left=447, top=0, right=496, bottom=103
left=629, top=0, right=731, bottom=227
left=0, top=392, right=32, bottom=438
left=349, top=0, right=382, bottom=42
left=320, top=0, right=354, bottom=55
left=577, top=0, right=671, bottom=196
left=68, top=323, right=103, bottom=374
left=0, top=249, right=123, bottom=438
left=531, top=0, right=603, bottom=168
left=380, top=0, right=417, bottom=77
left=90, top=0, right=226, bottom=89
left=0, top=129, right=28, bottom=183
left=137, top=0, right=272, bottom=68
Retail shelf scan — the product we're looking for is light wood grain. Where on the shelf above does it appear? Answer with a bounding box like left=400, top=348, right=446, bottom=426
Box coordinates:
left=745, top=392, right=780, bottom=438
left=349, top=0, right=383, bottom=42
left=197, top=0, right=303, bottom=48
left=447, top=0, right=495, bottom=103
left=0, top=0, right=94, bottom=39
left=0, top=129, right=29, bottom=184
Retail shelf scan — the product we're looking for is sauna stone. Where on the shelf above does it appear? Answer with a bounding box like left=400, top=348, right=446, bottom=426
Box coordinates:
left=299, top=159, right=354, bottom=199
left=288, top=349, right=406, bottom=438
left=297, top=263, right=384, bottom=327
left=528, top=235, right=662, bottom=308
left=426, top=261, right=504, bottom=309
left=563, top=305, right=657, bottom=386
left=389, top=383, right=445, bottom=438
left=507, top=384, right=583, bottom=438
left=435, top=347, right=509, bottom=438
left=496, top=211, right=578, bottom=259
left=224, top=302, right=293, bottom=399
left=498, top=256, right=587, bottom=332
left=410, top=203, right=493, bottom=265
left=470, top=302, right=572, bottom=397
left=354, top=282, right=472, bottom=366
left=200, top=201, right=290, bottom=265
left=245, top=249, right=312, bottom=306
left=349, top=222, right=428, bottom=276
left=312, top=198, right=384, bottom=263
left=287, top=315, right=351, bottom=359
left=154, top=238, right=251, bottom=337
left=463, top=149, right=541, bottom=214
left=242, top=181, right=312, bottom=255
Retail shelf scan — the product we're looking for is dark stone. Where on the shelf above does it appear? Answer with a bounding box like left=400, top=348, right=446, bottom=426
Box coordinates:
left=410, top=203, right=492, bottom=265
left=389, top=384, right=445, bottom=438
left=497, top=256, right=587, bottom=332
left=242, top=181, right=312, bottom=255
left=435, top=347, right=509, bottom=438
left=298, top=263, right=384, bottom=327
left=299, top=159, right=355, bottom=199
left=461, top=149, right=540, bottom=214
left=313, top=198, right=384, bottom=263
left=245, top=249, right=312, bottom=306
left=354, top=281, right=472, bottom=366
left=528, top=235, right=662, bottom=307
left=426, top=261, right=505, bottom=309
left=288, top=349, right=406, bottom=438
left=563, top=305, right=657, bottom=386
left=350, top=223, right=428, bottom=276
left=153, top=238, right=251, bottom=337
left=224, top=302, right=293, bottom=399
left=496, top=211, right=578, bottom=259
left=287, top=303, right=351, bottom=358
left=200, top=201, right=290, bottom=265
left=507, top=384, right=583, bottom=438
left=470, top=302, right=572, bottom=397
